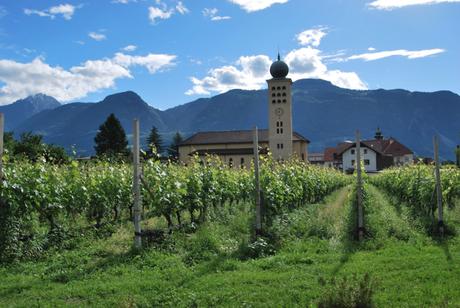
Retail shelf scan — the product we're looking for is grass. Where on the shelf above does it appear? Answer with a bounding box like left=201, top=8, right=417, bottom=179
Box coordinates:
left=1, top=187, right=460, bottom=307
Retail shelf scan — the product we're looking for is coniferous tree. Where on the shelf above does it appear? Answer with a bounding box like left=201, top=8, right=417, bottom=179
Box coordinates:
left=168, top=131, right=183, bottom=160
left=94, top=113, right=128, bottom=157
left=146, top=126, right=163, bottom=155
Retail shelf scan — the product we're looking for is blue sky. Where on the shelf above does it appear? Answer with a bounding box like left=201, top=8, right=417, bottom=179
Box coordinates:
left=0, top=0, right=459, bottom=109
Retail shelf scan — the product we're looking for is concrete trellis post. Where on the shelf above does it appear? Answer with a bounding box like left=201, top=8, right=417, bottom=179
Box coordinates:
left=253, top=126, right=262, bottom=235
left=433, top=135, right=444, bottom=236
left=356, top=130, right=364, bottom=241
left=133, top=119, right=142, bottom=248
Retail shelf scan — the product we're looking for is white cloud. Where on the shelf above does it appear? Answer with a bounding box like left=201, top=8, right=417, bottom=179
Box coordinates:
left=203, top=8, right=231, bottom=21
left=347, top=48, right=445, bottom=61
left=0, top=52, right=176, bottom=105
left=228, top=0, right=289, bottom=12
left=148, top=6, right=173, bottom=23
left=186, top=47, right=367, bottom=96
left=296, top=27, right=327, bottom=47
left=122, top=45, right=137, bottom=52
left=112, top=0, right=137, bottom=3
left=88, top=32, right=106, bottom=41
left=368, top=47, right=376, bottom=51
left=113, top=53, right=176, bottom=73
left=176, top=1, right=189, bottom=14
left=24, top=4, right=78, bottom=20
left=368, top=0, right=460, bottom=9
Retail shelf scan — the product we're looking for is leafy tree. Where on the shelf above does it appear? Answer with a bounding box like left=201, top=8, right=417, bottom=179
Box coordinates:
left=456, top=145, right=460, bottom=167
left=94, top=113, right=128, bottom=157
left=146, top=126, right=163, bottom=156
left=168, top=131, right=183, bottom=160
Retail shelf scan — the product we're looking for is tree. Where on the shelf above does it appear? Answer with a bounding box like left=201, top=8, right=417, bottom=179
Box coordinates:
left=94, top=113, right=128, bottom=157
left=146, top=126, right=163, bottom=156
left=456, top=145, right=460, bottom=167
left=168, top=131, right=183, bottom=160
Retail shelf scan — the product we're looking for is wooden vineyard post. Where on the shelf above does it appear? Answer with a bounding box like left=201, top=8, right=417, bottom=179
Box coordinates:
left=133, top=119, right=142, bottom=249
left=433, top=135, right=444, bottom=236
left=253, top=126, right=262, bottom=235
left=356, top=130, right=364, bottom=241
left=0, top=113, right=3, bottom=180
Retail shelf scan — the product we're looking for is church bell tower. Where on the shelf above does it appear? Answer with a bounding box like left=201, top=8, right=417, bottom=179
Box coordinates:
left=267, top=53, right=293, bottom=160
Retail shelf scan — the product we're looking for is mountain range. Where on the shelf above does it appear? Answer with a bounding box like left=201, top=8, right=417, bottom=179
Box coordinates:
left=2, top=79, right=460, bottom=160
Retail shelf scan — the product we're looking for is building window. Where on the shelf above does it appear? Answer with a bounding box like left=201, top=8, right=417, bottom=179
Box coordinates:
left=280, top=121, right=283, bottom=127
left=277, top=144, right=280, bottom=149
left=240, top=157, right=245, bottom=167
left=280, top=128, right=283, bottom=134
left=272, top=100, right=276, bottom=104
left=277, top=93, right=281, bottom=97
left=229, top=158, right=233, bottom=168
left=277, top=86, right=281, bottom=90
left=272, top=93, right=276, bottom=97
left=351, top=159, right=355, bottom=166
left=301, top=153, right=305, bottom=161
left=272, top=86, right=275, bottom=90
left=282, top=92, right=286, bottom=97
left=278, top=99, right=281, bottom=103
left=364, top=159, right=370, bottom=165
left=276, top=128, right=280, bottom=134
left=281, top=143, right=284, bottom=149
left=282, top=99, right=286, bottom=103
left=282, top=86, right=286, bottom=90
left=363, top=149, right=368, bottom=154
left=351, top=149, right=355, bottom=155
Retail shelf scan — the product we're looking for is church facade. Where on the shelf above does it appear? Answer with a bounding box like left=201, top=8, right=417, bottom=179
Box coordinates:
left=178, top=55, right=309, bottom=168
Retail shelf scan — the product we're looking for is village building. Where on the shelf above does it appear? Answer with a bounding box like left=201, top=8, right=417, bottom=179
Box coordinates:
left=324, top=128, right=414, bottom=173
left=178, top=54, right=310, bottom=167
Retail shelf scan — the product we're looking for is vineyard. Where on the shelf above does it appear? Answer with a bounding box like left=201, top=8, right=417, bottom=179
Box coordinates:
left=0, top=158, right=460, bottom=306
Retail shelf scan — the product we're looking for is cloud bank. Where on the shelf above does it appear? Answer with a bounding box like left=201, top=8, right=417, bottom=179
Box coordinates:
left=368, top=0, right=460, bottom=10
left=0, top=53, right=176, bottom=105
left=228, top=0, right=289, bottom=12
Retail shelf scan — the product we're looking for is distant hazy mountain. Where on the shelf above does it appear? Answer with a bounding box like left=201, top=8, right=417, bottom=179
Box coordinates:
left=15, top=91, right=166, bottom=155
left=9, top=80, right=460, bottom=159
left=0, top=94, right=61, bottom=130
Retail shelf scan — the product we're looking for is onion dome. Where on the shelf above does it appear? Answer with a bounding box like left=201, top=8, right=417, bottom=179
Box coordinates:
left=270, top=53, right=289, bottom=79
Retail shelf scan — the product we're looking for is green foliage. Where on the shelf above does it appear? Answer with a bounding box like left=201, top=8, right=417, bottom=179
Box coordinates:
left=94, top=113, right=128, bottom=157
left=2, top=132, right=69, bottom=163
left=146, top=126, right=163, bottom=156
left=167, top=131, right=183, bottom=160
left=318, top=273, right=376, bottom=308
left=371, top=164, right=460, bottom=233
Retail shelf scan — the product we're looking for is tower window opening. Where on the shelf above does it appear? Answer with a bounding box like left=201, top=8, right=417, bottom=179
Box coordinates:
left=272, top=100, right=276, bottom=104
left=282, top=92, right=286, bottom=97
left=277, top=86, right=281, bottom=90
left=229, top=158, right=233, bottom=168
left=282, top=86, right=286, bottom=90
left=276, top=121, right=279, bottom=127
left=278, top=99, right=281, bottom=103
left=277, top=93, right=281, bottom=97
left=282, top=99, right=286, bottom=103
left=280, top=128, right=283, bottom=134
left=281, top=143, right=284, bottom=149
left=276, top=128, right=280, bottom=134
left=272, top=86, right=275, bottom=90
left=280, top=121, right=283, bottom=127
left=272, top=93, right=276, bottom=97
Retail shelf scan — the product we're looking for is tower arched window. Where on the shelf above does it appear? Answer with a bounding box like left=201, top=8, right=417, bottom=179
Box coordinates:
left=278, top=99, right=281, bottom=103
left=272, top=100, right=276, bottom=104
left=272, top=87, right=276, bottom=91
left=282, top=86, right=286, bottom=90
left=272, top=93, right=276, bottom=97
left=277, top=86, right=281, bottom=90
left=277, top=93, right=281, bottom=97
left=280, top=121, right=283, bottom=127
left=282, top=99, right=286, bottom=103
left=282, top=92, right=286, bottom=97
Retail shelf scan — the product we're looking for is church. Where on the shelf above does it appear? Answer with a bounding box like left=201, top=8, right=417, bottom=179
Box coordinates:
left=178, top=54, right=310, bottom=168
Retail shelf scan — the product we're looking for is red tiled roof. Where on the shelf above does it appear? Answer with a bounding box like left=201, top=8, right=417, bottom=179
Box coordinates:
left=335, top=138, right=413, bottom=156
left=180, top=129, right=310, bottom=146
